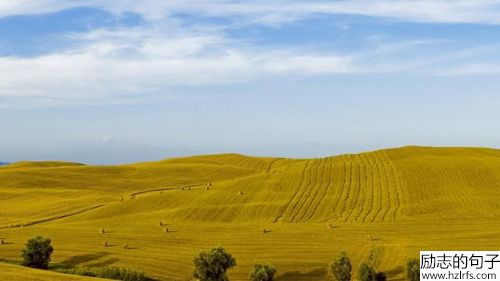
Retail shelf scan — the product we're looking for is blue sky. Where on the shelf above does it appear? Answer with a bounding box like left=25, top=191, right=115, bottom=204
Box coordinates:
left=1, top=1, right=500, bottom=164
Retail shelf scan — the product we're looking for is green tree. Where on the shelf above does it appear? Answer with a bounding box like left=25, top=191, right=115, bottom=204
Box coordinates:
left=407, top=258, right=420, bottom=281
left=358, top=262, right=376, bottom=281
left=249, top=264, right=277, bottom=281
left=21, top=236, right=54, bottom=269
left=329, top=252, right=352, bottom=281
left=193, top=247, right=236, bottom=281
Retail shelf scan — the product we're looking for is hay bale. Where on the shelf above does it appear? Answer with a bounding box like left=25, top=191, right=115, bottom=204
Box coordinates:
left=123, top=244, right=129, bottom=249
left=103, top=241, right=108, bottom=247
left=366, top=235, right=373, bottom=241
left=164, top=227, right=169, bottom=233
left=159, top=221, right=164, bottom=227
left=261, top=228, right=267, bottom=234
left=99, top=228, right=105, bottom=234
left=239, top=191, right=243, bottom=196
left=0, top=239, right=4, bottom=245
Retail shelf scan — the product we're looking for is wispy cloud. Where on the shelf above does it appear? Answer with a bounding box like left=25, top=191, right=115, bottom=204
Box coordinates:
left=1, top=23, right=499, bottom=108
left=1, top=1, right=500, bottom=108
left=102, top=134, right=114, bottom=143
left=0, top=34, right=355, bottom=107
left=3, top=1, right=500, bottom=25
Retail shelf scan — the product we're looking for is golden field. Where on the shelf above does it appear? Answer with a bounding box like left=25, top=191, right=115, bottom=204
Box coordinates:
left=0, top=262, right=110, bottom=281
left=0, top=146, right=499, bottom=281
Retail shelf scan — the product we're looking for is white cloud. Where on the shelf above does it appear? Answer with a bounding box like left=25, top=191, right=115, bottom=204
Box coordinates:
left=1, top=1, right=500, bottom=108
left=0, top=40, right=355, bottom=107
left=102, top=134, right=114, bottom=143
left=0, top=0, right=85, bottom=18
left=1, top=21, right=498, bottom=108
left=3, top=0, right=500, bottom=25
left=0, top=9, right=359, bottom=108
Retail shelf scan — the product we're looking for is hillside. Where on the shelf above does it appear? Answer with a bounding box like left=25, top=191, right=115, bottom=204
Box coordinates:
left=0, top=146, right=499, bottom=280
left=2, top=161, right=85, bottom=169
left=0, top=263, right=112, bottom=281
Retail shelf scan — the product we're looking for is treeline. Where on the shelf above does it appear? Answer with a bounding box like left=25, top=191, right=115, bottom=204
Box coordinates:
left=11, top=236, right=421, bottom=281
left=193, top=247, right=421, bottom=281
left=329, top=252, right=420, bottom=281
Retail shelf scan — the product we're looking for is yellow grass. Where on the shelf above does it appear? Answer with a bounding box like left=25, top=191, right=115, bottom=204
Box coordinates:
left=1, top=146, right=499, bottom=281
left=0, top=262, right=111, bottom=281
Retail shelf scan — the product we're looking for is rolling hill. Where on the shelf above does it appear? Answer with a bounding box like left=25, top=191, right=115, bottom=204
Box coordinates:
left=0, top=146, right=499, bottom=281
left=0, top=262, right=112, bottom=281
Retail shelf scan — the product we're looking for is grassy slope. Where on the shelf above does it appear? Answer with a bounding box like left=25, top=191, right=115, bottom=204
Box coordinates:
left=0, top=262, right=111, bottom=281
left=0, top=147, right=499, bottom=280
left=3, top=161, right=85, bottom=169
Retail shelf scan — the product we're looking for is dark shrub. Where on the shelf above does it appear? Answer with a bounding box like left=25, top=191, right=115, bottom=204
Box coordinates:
left=375, top=272, right=387, bottom=281
left=193, top=247, right=236, bottom=281
left=329, top=252, right=352, bottom=281
left=21, top=236, right=54, bottom=269
left=249, top=264, right=277, bottom=281
left=55, top=266, right=150, bottom=281
left=358, top=262, right=376, bottom=281
left=407, top=258, right=420, bottom=281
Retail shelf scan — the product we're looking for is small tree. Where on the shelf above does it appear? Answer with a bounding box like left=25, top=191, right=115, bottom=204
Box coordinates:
left=358, top=262, right=376, bottom=281
left=249, top=264, right=277, bottom=281
left=21, top=236, right=54, bottom=269
left=407, top=258, right=420, bottom=281
left=193, top=247, right=236, bottom=281
left=329, top=252, right=352, bottom=281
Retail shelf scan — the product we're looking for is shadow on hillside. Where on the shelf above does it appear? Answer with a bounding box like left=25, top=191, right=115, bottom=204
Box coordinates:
left=60, top=252, right=111, bottom=267
left=386, top=265, right=405, bottom=281
left=276, top=267, right=327, bottom=281
left=88, top=258, right=120, bottom=267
